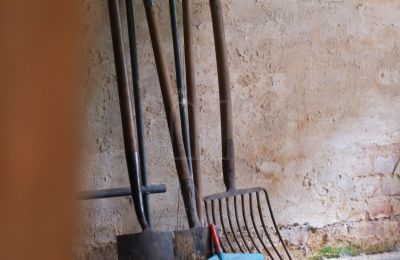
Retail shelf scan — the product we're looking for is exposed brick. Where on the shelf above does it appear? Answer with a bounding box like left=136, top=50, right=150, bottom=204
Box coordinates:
left=366, top=196, right=392, bottom=219
left=392, top=197, right=400, bottom=216
left=350, top=220, right=381, bottom=239
left=347, top=219, right=400, bottom=251
left=380, top=176, right=400, bottom=196
left=374, top=155, right=399, bottom=175
left=338, top=198, right=366, bottom=221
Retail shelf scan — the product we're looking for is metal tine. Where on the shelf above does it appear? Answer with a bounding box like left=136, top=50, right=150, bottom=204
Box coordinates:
left=205, top=200, right=211, bottom=225
left=249, top=192, right=276, bottom=260
left=256, top=191, right=284, bottom=258
left=262, top=190, right=292, bottom=260
left=218, top=199, right=235, bottom=252
left=234, top=195, right=252, bottom=252
left=241, top=194, right=261, bottom=253
left=226, top=197, right=244, bottom=253
left=211, top=199, right=227, bottom=253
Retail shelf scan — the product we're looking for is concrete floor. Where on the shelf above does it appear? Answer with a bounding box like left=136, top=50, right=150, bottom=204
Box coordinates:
left=333, top=252, right=400, bottom=260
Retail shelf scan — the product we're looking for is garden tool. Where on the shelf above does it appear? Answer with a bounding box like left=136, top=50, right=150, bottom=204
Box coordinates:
left=143, top=0, right=200, bottom=229
left=78, top=1, right=166, bottom=205
left=143, top=0, right=212, bottom=258
left=170, top=0, right=204, bottom=224
left=125, top=0, right=152, bottom=226
left=107, top=0, right=173, bottom=259
left=169, top=0, right=193, bottom=181
left=183, top=0, right=204, bottom=223
left=203, top=1, right=292, bottom=259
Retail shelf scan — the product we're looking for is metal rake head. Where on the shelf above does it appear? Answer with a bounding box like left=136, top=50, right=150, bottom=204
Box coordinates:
left=203, top=187, right=292, bottom=260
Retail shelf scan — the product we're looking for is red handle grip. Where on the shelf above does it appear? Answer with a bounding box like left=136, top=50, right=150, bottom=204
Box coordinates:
left=210, top=224, right=223, bottom=254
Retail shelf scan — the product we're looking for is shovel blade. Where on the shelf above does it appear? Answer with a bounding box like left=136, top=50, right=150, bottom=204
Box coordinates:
left=174, top=226, right=212, bottom=259
left=117, top=229, right=174, bottom=260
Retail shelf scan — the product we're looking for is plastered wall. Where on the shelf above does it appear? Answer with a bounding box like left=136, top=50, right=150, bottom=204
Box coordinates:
left=76, top=0, right=400, bottom=258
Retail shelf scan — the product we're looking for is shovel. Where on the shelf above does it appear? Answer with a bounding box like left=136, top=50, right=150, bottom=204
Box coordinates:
left=203, top=0, right=292, bottom=259
left=114, top=0, right=210, bottom=258
left=107, top=0, right=174, bottom=259
left=143, top=0, right=200, bottom=229
left=143, top=0, right=213, bottom=258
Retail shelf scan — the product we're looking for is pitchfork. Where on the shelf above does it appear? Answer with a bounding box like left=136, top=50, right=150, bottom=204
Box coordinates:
left=203, top=1, right=292, bottom=259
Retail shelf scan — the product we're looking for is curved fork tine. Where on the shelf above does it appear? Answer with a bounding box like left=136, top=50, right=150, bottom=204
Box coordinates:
left=218, top=199, right=235, bottom=252
left=234, top=195, right=252, bottom=252
left=262, top=190, right=292, bottom=260
left=249, top=193, right=275, bottom=259
left=226, top=197, right=244, bottom=253
left=241, top=194, right=261, bottom=253
left=211, top=199, right=227, bottom=253
left=256, top=191, right=284, bottom=258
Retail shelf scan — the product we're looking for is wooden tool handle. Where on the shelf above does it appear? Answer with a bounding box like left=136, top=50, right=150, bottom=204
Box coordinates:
left=144, top=0, right=200, bottom=228
left=210, top=0, right=236, bottom=191
left=108, top=0, right=148, bottom=230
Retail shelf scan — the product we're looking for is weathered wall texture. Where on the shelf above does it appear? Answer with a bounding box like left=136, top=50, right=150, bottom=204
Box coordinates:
left=76, top=0, right=400, bottom=258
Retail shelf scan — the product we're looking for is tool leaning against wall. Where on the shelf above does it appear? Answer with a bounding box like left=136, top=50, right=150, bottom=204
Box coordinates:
left=142, top=1, right=212, bottom=258
left=79, top=0, right=210, bottom=258
left=107, top=0, right=175, bottom=259
left=115, top=0, right=211, bottom=258
left=79, top=0, right=291, bottom=259
left=203, top=0, right=292, bottom=259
